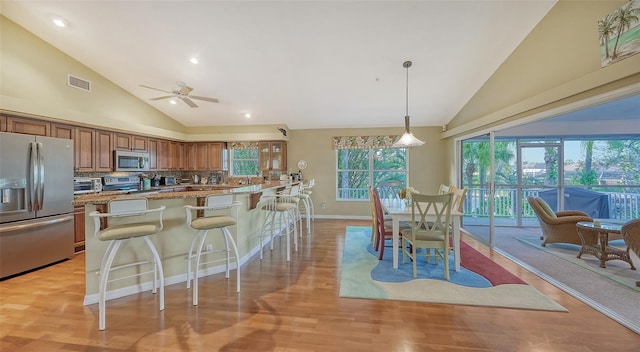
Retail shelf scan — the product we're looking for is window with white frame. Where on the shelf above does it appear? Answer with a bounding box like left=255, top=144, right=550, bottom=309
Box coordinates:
left=336, top=148, right=407, bottom=200
left=230, top=148, right=259, bottom=176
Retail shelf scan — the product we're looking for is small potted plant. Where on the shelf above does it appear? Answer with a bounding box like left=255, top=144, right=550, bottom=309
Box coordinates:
left=398, top=186, right=419, bottom=205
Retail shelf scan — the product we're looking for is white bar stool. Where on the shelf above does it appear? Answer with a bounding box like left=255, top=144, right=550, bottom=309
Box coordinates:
left=300, top=179, right=315, bottom=222
left=89, top=198, right=166, bottom=331
left=184, top=194, right=240, bottom=306
left=280, top=184, right=305, bottom=236
left=258, top=193, right=298, bottom=261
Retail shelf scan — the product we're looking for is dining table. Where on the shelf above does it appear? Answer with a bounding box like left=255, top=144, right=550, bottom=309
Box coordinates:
left=381, top=198, right=464, bottom=270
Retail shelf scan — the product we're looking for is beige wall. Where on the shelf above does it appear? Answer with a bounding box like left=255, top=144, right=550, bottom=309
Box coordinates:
left=445, top=0, right=640, bottom=139
left=0, top=16, right=186, bottom=139
left=287, top=127, right=447, bottom=218
left=0, top=16, right=288, bottom=142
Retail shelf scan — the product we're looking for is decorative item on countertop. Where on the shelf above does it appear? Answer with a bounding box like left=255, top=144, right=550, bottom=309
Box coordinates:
left=398, top=186, right=419, bottom=205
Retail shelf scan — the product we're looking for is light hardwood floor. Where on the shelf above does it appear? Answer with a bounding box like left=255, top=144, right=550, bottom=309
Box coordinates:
left=1, top=219, right=638, bottom=351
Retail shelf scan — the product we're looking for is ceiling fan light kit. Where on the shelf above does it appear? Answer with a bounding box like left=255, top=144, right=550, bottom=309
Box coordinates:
left=391, top=60, right=425, bottom=148
left=139, top=81, right=219, bottom=108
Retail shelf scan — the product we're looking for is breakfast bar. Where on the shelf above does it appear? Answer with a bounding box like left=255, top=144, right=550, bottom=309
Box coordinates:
left=73, top=181, right=296, bottom=305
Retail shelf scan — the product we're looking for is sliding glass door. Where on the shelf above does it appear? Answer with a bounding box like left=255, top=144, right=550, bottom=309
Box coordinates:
left=519, top=141, right=561, bottom=226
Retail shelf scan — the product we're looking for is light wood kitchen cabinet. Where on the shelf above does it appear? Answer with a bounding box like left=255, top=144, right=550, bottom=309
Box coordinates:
left=174, top=142, right=187, bottom=170
left=168, top=142, right=177, bottom=170
left=259, top=141, right=286, bottom=172
left=208, top=142, right=224, bottom=171
left=74, top=205, right=85, bottom=253
left=95, top=130, right=113, bottom=171
left=114, top=133, right=147, bottom=151
left=74, top=127, right=96, bottom=172
left=157, top=139, right=171, bottom=170
left=1, top=114, right=247, bottom=175
left=132, top=135, right=148, bottom=151
left=114, top=133, right=131, bottom=150
left=51, top=123, right=74, bottom=139
left=6, top=116, right=50, bottom=136
left=147, top=138, right=158, bottom=170
left=75, top=128, right=112, bottom=172
left=185, top=142, right=223, bottom=170
left=187, top=143, right=209, bottom=170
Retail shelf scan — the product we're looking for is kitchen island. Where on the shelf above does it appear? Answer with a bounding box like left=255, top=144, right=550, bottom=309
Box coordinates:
left=74, top=181, right=295, bottom=306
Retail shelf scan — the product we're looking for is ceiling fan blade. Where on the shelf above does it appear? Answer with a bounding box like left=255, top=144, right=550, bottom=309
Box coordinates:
left=181, top=97, right=198, bottom=108
left=190, top=95, right=219, bottom=103
left=149, top=95, right=174, bottom=101
left=139, top=85, right=172, bottom=94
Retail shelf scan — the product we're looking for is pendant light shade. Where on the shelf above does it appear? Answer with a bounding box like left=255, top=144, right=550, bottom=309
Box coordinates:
left=392, top=61, right=425, bottom=148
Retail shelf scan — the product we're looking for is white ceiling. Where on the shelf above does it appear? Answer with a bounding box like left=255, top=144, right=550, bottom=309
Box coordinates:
left=0, top=0, right=557, bottom=130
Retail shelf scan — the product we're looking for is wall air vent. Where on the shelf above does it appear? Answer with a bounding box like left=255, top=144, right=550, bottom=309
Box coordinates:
left=67, top=74, right=91, bottom=92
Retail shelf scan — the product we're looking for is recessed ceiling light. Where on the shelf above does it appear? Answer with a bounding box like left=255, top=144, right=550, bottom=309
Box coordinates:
left=245, top=113, right=251, bottom=118
left=53, top=18, right=67, bottom=28
left=170, top=100, right=177, bottom=105
left=190, top=57, right=199, bottom=64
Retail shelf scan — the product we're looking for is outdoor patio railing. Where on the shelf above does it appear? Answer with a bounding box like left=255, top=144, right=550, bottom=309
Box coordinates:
left=464, top=187, right=640, bottom=220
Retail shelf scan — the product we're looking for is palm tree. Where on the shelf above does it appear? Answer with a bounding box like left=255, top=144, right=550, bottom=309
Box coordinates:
left=579, top=140, right=597, bottom=185
left=611, top=3, right=640, bottom=59
left=598, top=13, right=616, bottom=59
left=463, top=141, right=514, bottom=188
left=543, top=147, right=558, bottom=186
left=463, top=141, right=514, bottom=215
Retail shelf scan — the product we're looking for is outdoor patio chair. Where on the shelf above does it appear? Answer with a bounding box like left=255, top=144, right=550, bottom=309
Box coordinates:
left=527, top=196, right=593, bottom=247
left=621, top=218, right=640, bottom=287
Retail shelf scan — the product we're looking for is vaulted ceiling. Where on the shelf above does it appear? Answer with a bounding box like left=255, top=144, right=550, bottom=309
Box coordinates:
left=1, top=1, right=558, bottom=129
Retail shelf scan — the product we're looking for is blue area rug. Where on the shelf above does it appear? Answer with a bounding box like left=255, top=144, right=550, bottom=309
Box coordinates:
left=339, top=226, right=567, bottom=311
left=366, top=233, right=492, bottom=287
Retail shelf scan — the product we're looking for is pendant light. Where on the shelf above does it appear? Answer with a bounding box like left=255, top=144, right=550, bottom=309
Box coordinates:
left=391, top=61, right=425, bottom=148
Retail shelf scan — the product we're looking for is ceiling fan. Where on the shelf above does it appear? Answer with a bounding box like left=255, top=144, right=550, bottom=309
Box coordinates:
left=139, top=81, right=219, bottom=108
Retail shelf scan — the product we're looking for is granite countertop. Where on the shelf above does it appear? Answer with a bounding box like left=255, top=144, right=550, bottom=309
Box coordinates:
left=73, top=181, right=294, bottom=205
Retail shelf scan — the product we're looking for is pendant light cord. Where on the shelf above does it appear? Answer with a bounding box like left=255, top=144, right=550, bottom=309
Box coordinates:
left=405, top=62, right=409, bottom=118
left=403, top=61, right=412, bottom=132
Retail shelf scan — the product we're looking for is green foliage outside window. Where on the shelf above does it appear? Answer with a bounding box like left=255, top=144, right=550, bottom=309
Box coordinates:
left=337, top=148, right=407, bottom=200
left=231, top=149, right=259, bottom=176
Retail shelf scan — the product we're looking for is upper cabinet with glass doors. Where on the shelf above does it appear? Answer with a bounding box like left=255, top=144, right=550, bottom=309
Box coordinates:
left=259, top=141, right=286, bottom=172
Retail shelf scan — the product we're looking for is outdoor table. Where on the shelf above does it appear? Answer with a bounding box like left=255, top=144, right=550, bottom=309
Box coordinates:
left=576, top=220, right=636, bottom=269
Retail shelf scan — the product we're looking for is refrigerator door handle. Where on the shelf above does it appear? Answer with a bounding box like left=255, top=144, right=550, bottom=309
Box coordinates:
left=28, top=142, right=37, bottom=211
left=36, top=142, right=45, bottom=211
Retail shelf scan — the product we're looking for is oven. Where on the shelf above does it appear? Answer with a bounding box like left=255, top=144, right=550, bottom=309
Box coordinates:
left=114, top=150, right=149, bottom=172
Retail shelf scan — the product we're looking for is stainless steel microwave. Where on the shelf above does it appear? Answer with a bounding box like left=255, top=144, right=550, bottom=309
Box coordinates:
left=114, top=150, right=149, bottom=172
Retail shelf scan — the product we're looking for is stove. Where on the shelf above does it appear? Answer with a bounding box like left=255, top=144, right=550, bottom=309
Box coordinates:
left=101, top=176, right=140, bottom=193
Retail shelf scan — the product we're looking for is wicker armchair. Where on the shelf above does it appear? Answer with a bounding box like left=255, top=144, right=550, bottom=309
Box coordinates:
left=527, top=196, right=593, bottom=247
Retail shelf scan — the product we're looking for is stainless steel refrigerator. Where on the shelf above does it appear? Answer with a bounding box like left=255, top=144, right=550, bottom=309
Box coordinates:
left=0, top=132, right=74, bottom=279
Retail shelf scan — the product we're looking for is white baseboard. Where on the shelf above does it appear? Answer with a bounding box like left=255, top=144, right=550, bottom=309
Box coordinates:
left=312, top=215, right=370, bottom=220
